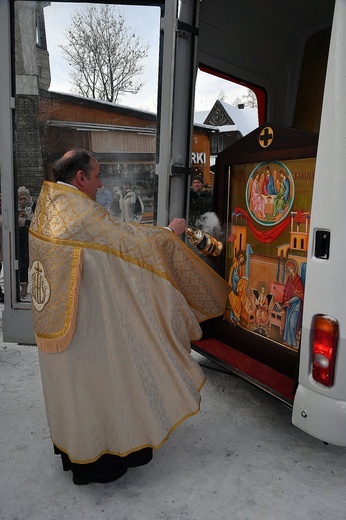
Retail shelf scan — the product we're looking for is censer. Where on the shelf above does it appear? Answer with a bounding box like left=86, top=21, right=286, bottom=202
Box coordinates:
left=186, top=227, right=223, bottom=257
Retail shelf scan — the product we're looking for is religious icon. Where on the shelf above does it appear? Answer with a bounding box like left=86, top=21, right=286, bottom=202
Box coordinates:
left=246, top=162, right=294, bottom=225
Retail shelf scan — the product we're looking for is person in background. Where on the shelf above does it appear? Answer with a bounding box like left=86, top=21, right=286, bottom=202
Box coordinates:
left=96, top=185, right=113, bottom=210
left=111, top=182, right=144, bottom=223
left=188, top=170, right=213, bottom=227
left=109, top=185, right=122, bottom=218
left=122, top=183, right=144, bottom=223
left=18, top=186, right=35, bottom=299
left=28, top=148, right=230, bottom=486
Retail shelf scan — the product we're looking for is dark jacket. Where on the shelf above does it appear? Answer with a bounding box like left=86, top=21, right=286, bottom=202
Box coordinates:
left=189, top=188, right=213, bottom=227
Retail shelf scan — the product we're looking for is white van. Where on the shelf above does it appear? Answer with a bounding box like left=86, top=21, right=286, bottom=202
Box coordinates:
left=190, top=0, right=346, bottom=447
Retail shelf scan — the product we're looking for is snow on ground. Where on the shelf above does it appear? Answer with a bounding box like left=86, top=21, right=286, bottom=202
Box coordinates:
left=0, top=309, right=345, bottom=520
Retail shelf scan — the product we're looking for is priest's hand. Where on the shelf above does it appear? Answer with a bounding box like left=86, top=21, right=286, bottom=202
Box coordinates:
left=168, top=218, right=186, bottom=236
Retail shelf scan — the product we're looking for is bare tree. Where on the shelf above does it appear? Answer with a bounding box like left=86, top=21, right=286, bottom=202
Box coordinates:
left=231, top=96, right=243, bottom=107
left=218, top=89, right=226, bottom=101
left=231, top=89, right=258, bottom=108
left=60, top=5, right=149, bottom=103
left=242, top=89, right=258, bottom=108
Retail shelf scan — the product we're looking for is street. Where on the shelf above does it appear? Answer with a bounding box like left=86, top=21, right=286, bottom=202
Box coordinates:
left=0, top=309, right=345, bottom=520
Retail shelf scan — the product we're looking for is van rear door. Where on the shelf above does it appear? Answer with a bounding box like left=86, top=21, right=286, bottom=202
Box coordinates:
left=292, top=0, right=346, bottom=446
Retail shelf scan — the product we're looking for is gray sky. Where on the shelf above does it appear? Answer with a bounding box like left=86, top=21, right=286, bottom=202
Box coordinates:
left=44, top=2, right=248, bottom=113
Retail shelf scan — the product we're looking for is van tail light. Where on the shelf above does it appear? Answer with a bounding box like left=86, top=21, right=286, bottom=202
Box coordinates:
left=312, top=315, right=339, bottom=387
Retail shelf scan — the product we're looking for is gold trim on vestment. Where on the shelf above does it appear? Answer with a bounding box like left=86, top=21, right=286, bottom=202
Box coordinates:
left=29, top=242, right=83, bottom=352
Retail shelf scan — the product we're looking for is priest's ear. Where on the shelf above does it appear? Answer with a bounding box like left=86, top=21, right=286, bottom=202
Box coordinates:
left=76, top=169, right=87, bottom=188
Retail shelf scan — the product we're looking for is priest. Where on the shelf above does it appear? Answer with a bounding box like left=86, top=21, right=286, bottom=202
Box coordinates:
left=29, top=148, right=230, bottom=485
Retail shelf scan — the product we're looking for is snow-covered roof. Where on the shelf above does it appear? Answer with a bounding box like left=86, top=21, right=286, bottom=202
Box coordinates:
left=193, top=110, right=210, bottom=125
left=47, top=90, right=258, bottom=137
left=194, top=100, right=258, bottom=137
left=220, top=101, right=258, bottom=136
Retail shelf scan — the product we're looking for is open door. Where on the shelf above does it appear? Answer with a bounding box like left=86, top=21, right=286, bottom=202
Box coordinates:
left=0, top=0, right=199, bottom=343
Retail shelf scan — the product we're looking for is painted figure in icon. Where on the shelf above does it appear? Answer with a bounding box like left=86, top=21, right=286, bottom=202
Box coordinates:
left=262, top=165, right=277, bottom=196
left=228, top=250, right=248, bottom=324
left=282, top=260, right=304, bottom=347
left=249, top=170, right=266, bottom=219
left=253, top=282, right=271, bottom=334
left=271, top=169, right=290, bottom=220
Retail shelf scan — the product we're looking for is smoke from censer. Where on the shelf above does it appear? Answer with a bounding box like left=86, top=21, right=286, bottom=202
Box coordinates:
left=195, top=211, right=224, bottom=240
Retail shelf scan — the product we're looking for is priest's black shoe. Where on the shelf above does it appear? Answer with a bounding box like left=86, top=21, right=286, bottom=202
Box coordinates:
left=123, top=447, right=153, bottom=467
left=71, top=455, right=127, bottom=485
left=54, top=444, right=72, bottom=471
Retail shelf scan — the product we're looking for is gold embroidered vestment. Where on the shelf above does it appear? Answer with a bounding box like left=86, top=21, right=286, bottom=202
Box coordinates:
left=29, top=181, right=230, bottom=462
